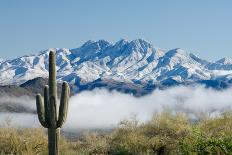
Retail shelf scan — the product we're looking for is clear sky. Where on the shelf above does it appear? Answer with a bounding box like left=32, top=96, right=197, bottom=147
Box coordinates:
left=0, top=0, right=232, bottom=61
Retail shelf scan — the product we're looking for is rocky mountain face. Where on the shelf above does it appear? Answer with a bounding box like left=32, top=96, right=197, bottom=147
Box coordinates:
left=1, top=39, right=232, bottom=97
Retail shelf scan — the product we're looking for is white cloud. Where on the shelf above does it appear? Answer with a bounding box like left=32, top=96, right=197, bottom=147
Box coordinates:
left=65, top=86, right=232, bottom=129
left=1, top=86, right=232, bottom=130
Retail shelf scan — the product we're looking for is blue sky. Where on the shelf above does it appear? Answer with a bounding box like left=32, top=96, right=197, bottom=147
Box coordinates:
left=0, top=0, right=232, bottom=61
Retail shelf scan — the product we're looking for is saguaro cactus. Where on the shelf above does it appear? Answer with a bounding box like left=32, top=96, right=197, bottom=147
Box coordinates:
left=36, top=51, right=70, bottom=155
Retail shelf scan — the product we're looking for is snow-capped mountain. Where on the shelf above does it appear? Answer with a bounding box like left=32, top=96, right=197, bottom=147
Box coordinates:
left=1, top=39, right=232, bottom=92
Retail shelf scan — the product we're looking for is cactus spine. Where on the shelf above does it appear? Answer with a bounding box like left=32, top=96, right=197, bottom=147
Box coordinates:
left=36, top=51, right=70, bottom=155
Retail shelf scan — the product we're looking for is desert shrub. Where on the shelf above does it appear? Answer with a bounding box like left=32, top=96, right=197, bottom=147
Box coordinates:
left=0, top=127, right=47, bottom=155
left=0, top=120, right=70, bottom=155
left=72, top=132, right=109, bottom=154
left=107, top=112, right=190, bottom=154
left=180, top=111, right=232, bottom=154
left=1, top=111, right=232, bottom=154
left=108, top=117, right=149, bottom=154
left=142, top=111, right=191, bottom=154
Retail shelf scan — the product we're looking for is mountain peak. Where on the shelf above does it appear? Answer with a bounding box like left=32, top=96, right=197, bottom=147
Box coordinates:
left=165, top=48, right=188, bottom=58
left=216, top=58, right=232, bottom=65
left=81, top=40, right=111, bottom=48
left=130, top=39, right=152, bottom=46
left=71, top=40, right=111, bottom=57
left=125, top=39, right=153, bottom=54
left=114, top=39, right=129, bottom=46
left=174, top=48, right=187, bottom=54
left=82, top=40, right=95, bottom=47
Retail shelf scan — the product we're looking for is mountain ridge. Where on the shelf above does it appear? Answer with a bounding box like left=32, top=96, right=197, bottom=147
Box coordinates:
left=1, top=39, right=232, bottom=93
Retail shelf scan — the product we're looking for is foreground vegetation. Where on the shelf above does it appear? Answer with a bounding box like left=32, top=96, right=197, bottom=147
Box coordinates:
left=1, top=111, right=232, bottom=155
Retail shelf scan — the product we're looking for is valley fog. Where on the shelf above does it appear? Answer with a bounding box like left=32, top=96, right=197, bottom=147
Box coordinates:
left=0, top=86, right=232, bottom=130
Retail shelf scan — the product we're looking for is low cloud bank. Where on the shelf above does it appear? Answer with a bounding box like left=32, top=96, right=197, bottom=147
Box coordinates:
left=0, top=86, right=232, bottom=129
left=0, top=113, right=39, bottom=128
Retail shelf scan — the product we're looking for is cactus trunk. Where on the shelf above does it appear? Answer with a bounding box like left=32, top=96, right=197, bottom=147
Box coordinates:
left=48, top=128, right=59, bottom=155
left=36, top=51, right=70, bottom=155
left=49, top=50, right=57, bottom=99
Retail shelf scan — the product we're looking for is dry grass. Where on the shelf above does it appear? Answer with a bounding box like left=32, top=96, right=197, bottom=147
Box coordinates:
left=0, top=127, right=47, bottom=154
left=1, top=111, right=232, bottom=154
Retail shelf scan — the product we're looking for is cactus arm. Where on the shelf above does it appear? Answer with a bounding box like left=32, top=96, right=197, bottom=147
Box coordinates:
left=57, top=82, right=70, bottom=128
left=36, top=94, right=49, bottom=128
left=44, top=85, right=50, bottom=125
left=49, top=96, right=57, bottom=128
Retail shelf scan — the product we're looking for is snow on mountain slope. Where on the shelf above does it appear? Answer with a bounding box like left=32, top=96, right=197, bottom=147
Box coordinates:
left=205, top=58, right=232, bottom=71
left=0, top=39, right=232, bottom=88
left=148, top=48, right=212, bottom=82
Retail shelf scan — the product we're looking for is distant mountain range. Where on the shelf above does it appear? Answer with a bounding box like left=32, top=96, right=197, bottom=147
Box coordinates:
left=1, top=39, right=232, bottom=97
